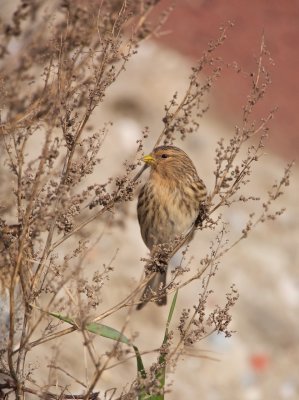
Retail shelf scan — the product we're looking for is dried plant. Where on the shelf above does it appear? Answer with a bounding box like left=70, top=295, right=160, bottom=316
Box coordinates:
left=0, top=1, right=292, bottom=399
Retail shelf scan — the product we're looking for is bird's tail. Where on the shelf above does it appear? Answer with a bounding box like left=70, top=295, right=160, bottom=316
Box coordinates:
left=136, top=271, right=167, bottom=310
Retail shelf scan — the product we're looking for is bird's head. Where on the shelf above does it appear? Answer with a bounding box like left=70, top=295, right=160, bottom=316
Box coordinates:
left=142, top=146, right=197, bottom=182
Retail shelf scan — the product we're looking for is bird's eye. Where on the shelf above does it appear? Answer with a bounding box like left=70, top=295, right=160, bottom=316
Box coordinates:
left=161, top=154, right=168, bottom=159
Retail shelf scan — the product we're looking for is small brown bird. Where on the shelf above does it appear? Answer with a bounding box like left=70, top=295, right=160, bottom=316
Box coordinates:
left=137, top=145, right=207, bottom=310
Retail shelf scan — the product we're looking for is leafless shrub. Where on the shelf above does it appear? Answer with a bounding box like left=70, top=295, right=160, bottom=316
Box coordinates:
left=0, top=1, right=292, bottom=399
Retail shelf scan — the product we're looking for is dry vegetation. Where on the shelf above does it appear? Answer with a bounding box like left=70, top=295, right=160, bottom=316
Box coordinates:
left=0, top=1, right=292, bottom=399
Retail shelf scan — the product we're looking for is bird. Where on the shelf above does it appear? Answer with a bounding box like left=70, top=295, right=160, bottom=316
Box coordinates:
left=136, top=145, right=207, bottom=310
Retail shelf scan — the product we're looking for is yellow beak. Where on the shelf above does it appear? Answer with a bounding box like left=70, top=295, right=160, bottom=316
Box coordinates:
left=143, top=154, right=155, bottom=165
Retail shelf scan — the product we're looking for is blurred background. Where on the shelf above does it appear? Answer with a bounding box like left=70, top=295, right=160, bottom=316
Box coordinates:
left=154, top=0, right=299, bottom=160
left=1, top=1, right=299, bottom=399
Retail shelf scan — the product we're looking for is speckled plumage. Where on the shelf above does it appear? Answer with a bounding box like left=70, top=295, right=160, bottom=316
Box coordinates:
left=137, top=146, right=207, bottom=309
